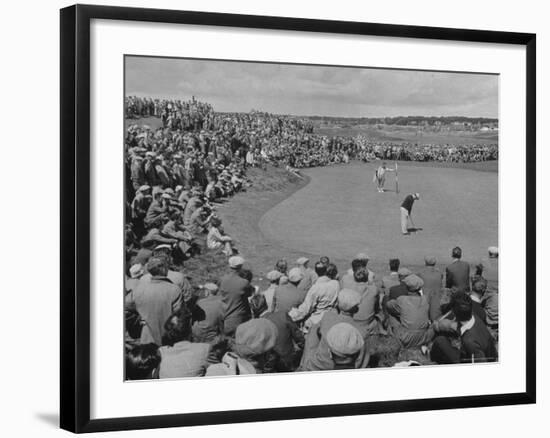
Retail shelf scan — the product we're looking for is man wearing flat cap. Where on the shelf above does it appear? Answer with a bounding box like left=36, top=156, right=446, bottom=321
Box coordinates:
left=386, top=274, right=433, bottom=348
left=261, top=270, right=283, bottom=313
left=326, top=323, right=365, bottom=370
left=219, top=256, right=254, bottom=337
left=300, top=289, right=369, bottom=371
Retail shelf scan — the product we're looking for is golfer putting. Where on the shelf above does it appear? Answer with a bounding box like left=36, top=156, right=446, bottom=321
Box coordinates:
left=400, top=192, right=421, bottom=235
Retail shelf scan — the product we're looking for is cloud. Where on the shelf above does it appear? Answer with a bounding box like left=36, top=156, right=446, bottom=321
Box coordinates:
left=125, top=56, right=498, bottom=117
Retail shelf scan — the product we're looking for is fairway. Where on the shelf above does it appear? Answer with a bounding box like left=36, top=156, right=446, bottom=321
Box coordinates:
left=259, top=162, right=498, bottom=266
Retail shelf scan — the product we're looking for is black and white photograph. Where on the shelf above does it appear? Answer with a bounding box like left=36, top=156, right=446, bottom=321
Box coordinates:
left=123, top=56, right=500, bottom=380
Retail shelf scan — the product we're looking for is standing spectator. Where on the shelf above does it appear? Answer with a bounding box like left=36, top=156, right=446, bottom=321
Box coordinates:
left=386, top=275, right=433, bottom=348
left=219, top=256, right=254, bottom=337
left=261, top=270, right=283, bottom=313
left=417, top=255, right=444, bottom=320
left=446, top=246, right=471, bottom=292
left=295, top=257, right=317, bottom=292
left=125, top=257, right=183, bottom=345
left=381, top=258, right=401, bottom=298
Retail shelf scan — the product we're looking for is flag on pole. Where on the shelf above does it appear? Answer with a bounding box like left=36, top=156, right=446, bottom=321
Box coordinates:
left=395, top=161, right=399, bottom=194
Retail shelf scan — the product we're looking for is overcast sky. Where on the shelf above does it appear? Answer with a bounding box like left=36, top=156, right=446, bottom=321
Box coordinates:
left=125, top=56, right=498, bottom=118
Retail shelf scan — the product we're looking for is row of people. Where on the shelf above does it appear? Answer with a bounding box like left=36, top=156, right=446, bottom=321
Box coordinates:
left=124, top=246, right=499, bottom=379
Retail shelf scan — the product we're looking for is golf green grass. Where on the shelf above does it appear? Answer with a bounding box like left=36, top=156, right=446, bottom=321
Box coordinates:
left=258, top=161, right=498, bottom=267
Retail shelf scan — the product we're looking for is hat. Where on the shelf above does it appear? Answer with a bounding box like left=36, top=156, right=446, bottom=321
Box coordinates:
left=424, top=255, right=437, bottom=266
left=234, top=319, right=279, bottom=356
left=488, top=246, right=499, bottom=256
left=397, top=267, right=412, bottom=278
left=266, top=270, right=283, bottom=282
left=129, top=263, right=143, bottom=279
left=288, top=267, right=304, bottom=283
left=164, top=188, right=175, bottom=195
left=138, top=185, right=151, bottom=193
left=154, top=244, right=172, bottom=252
left=175, top=185, right=183, bottom=192
left=414, top=192, right=420, bottom=199
left=337, top=289, right=362, bottom=312
left=203, top=282, right=218, bottom=293
left=403, top=274, right=424, bottom=291
left=228, top=256, right=245, bottom=268
left=326, top=323, right=364, bottom=356
left=161, top=193, right=172, bottom=199
left=296, top=257, right=309, bottom=266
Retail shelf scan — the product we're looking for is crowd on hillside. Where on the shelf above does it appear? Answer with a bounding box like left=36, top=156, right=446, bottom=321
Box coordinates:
left=124, top=96, right=498, bottom=171
left=124, top=96, right=499, bottom=380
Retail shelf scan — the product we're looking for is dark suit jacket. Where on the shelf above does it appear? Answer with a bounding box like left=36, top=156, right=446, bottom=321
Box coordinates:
left=219, top=272, right=252, bottom=336
left=460, top=315, right=497, bottom=362
left=445, top=260, right=470, bottom=292
left=417, top=267, right=444, bottom=321
left=388, top=282, right=408, bottom=301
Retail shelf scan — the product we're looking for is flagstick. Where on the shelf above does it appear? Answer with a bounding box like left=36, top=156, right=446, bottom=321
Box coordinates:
left=395, top=161, right=399, bottom=194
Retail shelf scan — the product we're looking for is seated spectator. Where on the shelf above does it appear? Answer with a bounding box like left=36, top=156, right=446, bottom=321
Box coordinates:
left=381, top=258, right=401, bottom=298
left=158, top=307, right=211, bottom=378
left=300, top=289, right=369, bottom=371
left=431, top=292, right=497, bottom=364
left=206, top=318, right=279, bottom=375
left=126, top=343, right=161, bottom=380
left=272, top=267, right=306, bottom=314
left=470, top=277, right=488, bottom=323
left=289, top=263, right=340, bottom=332
left=386, top=275, right=433, bottom=348
left=326, top=323, right=366, bottom=370
left=206, top=216, right=234, bottom=256
left=295, top=257, right=317, bottom=292
left=192, top=283, right=224, bottom=344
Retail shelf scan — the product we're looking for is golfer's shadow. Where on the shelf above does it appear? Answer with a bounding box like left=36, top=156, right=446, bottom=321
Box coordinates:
left=407, top=227, right=423, bottom=233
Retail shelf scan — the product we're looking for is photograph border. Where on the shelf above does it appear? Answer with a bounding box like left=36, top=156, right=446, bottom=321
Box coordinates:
left=60, top=4, right=536, bottom=433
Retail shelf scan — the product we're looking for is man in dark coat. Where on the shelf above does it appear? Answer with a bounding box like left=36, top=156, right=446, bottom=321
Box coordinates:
left=219, top=256, right=254, bottom=337
left=417, top=255, right=443, bottom=321
left=430, top=291, right=497, bottom=364
left=445, top=246, right=470, bottom=292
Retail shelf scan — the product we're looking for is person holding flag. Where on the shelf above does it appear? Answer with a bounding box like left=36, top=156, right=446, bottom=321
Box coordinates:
left=373, top=162, right=396, bottom=193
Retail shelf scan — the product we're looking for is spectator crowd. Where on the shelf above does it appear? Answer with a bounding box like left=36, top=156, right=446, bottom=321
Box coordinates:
left=124, top=96, right=499, bottom=380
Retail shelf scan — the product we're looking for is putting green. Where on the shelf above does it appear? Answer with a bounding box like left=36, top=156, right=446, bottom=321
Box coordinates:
left=258, top=162, right=498, bottom=266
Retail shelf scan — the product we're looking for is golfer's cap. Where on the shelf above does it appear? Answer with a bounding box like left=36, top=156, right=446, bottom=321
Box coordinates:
left=296, top=257, right=309, bottom=265
left=228, top=256, right=245, bottom=268
left=488, top=246, right=499, bottom=256
left=414, top=193, right=420, bottom=199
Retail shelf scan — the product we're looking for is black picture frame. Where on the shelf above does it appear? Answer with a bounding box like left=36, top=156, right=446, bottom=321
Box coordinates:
left=60, top=4, right=536, bottom=433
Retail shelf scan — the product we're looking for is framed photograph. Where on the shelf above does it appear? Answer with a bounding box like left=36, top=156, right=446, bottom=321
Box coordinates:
left=60, top=4, right=536, bottom=433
